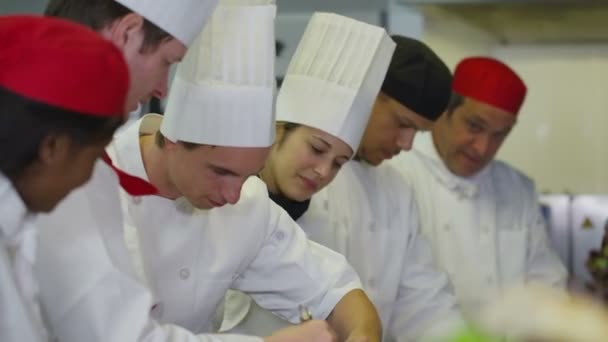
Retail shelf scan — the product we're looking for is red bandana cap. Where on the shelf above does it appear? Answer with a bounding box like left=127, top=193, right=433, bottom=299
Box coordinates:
left=0, top=15, right=129, bottom=117
left=452, top=56, right=527, bottom=115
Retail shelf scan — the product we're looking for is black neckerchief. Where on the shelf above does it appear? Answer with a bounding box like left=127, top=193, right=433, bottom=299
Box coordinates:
left=268, top=191, right=311, bottom=221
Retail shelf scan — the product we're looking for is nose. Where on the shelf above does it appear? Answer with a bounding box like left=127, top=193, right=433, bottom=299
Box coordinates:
left=314, top=160, right=333, bottom=180
left=152, top=73, right=170, bottom=99
left=396, top=129, right=416, bottom=151
left=221, top=179, right=244, bottom=205
left=471, top=134, right=491, bottom=158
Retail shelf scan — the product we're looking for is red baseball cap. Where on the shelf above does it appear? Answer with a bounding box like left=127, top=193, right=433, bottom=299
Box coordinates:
left=452, top=56, right=527, bottom=115
left=0, top=15, right=129, bottom=117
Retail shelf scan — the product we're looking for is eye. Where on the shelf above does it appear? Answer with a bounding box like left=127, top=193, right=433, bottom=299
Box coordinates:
left=467, top=121, right=483, bottom=133
left=211, top=166, right=230, bottom=176
left=310, top=144, right=324, bottom=155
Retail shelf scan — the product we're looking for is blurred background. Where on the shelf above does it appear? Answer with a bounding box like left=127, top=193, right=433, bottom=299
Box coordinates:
left=5, top=0, right=608, bottom=296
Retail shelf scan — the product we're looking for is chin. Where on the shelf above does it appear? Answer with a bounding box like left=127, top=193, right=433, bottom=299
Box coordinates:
left=286, top=188, right=313, bottom=202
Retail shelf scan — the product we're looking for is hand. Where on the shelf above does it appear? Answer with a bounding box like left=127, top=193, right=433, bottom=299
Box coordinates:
left=264, top=320, right=338, bottom=342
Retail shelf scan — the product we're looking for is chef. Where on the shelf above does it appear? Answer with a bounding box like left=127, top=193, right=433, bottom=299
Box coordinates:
left=225, top=34, right=465, bottom=342
left=108, top=1, right=381, bottom=342
left=294, top=36, right=466, bottom=341
left=0, top=15, right=129, bottom=342
left=220, top=11, right=395, bottom=337
left=45, top=0, right=219, bottom=113
left=392, top=56, right=568, bottom=320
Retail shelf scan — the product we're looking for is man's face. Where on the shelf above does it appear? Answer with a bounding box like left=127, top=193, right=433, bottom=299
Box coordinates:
left=357, top=92, right=433, bottom=166
left=164, top=141, right=269, bottom=209
left=122, top=35, right=186, bottom=112
left=103, top=14, right=187, bottom=112
left=23, top=135, right=111, bottom=212
left=433, top=97, right=517, bottom=177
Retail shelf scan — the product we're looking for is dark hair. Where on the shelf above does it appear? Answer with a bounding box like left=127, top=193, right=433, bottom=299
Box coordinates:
left=154, top=131, right=201, bottom=150
left=0, top=86, right=124, bottom=179
left=45, top=0, right=172, bottom=53
left=276, top=122, right=300, bottom=147
left=445, top=92, right=465, bottom=117
left=154, top=123, right=301, bottom=150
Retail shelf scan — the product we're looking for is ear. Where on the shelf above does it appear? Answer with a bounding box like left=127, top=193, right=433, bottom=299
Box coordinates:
left=105, top=13, right=145, bottom=51
left=38, top=133, right=71, bottom=167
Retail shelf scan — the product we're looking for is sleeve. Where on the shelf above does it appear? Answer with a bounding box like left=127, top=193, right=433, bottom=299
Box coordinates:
left=35, top=163, right=263, bottom=342
left=386, top=188, right=465, bottom=342
left=232, top=201, right=362, bottom=324
left=525, top=193, right=568, bottom=288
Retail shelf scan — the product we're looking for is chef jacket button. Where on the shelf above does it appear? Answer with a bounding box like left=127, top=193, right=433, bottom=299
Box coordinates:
left=369, top=223, right=376, bottom=232
left=132, top=196, right=142, bottom=205
left=275, top=231, right=285, bottom=241
left=443, top=224, right=450, bottom=232
left=367, top=278, right=376, bottom=288
left=486, top=275, right=494, bottom=284
left=179, top=268, right=191, bottom=280
left=323, top=199, right=329, bottom=211
left=151, top=303, right=164, bottom=319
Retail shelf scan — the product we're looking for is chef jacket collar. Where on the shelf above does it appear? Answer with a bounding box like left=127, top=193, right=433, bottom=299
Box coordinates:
left=0, top=173, right=35, bottom=244
left=110, top=114, right=163, bottom=184
left=413, top=132, right=489, bottom=199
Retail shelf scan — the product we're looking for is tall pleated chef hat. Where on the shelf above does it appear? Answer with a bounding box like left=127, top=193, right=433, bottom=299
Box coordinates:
left=276, top=12, right=395, bottom=153
left=116, top=0, right=220, bottom=47
left=160, top=0, right=276, bottom=147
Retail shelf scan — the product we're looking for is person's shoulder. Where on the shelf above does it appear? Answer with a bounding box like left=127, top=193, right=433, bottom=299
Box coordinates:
left=490, top=160, right=535, bottom=189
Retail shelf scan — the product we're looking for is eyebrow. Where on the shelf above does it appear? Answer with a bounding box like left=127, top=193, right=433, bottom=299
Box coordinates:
left=209, top=163, right=264, bottom=178
left=311, top=135, right=331, bottom=148
left=397, top=112, right=418, bottom=129
left=209, top=164, right=238, bottom=176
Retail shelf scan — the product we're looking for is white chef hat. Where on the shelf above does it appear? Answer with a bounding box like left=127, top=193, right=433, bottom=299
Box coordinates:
left=160, top=0, right=276, bottom=147
left=276, top=12, right=395, bottom=153
left=116, top=0, right=219, bottom=47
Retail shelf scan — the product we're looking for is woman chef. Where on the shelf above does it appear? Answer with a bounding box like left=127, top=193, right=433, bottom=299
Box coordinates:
left=220, top=11, right=393, bottom=335
left=0, top=15, right=129, bottom=342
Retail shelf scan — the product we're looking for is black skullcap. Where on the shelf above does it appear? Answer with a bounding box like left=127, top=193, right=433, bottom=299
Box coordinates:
left=380, top=35, right=452, bottom=121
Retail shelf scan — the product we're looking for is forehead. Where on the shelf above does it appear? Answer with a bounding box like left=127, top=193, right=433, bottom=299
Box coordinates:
left=391, top=98, right=434, bottom=131
left=457, top=97, right=517, bottom=130
left=189, top=145, right=269, bottom=173
left=157, top=38, right=187, bottom=59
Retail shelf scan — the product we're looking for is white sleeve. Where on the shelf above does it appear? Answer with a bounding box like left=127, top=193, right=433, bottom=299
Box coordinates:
left=525, top=198, right=568, bottom=288
left=387, top=197, right=465, bottom=342
left=35, top=164, right=263, bottom=342
left=232, top=202, right=362, bottom=324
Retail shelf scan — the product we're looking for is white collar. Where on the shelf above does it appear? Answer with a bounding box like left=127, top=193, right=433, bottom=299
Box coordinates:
left=413, top=132, right=490, bottom=199
left=0, top=173, right=35, bottom=244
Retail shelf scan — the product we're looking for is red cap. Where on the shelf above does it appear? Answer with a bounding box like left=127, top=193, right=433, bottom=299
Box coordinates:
left=0, top=15, right=129, bottom=117
left=452, top=57, right=527, bottom=115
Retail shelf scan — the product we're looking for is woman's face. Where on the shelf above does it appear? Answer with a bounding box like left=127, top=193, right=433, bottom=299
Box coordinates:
left=263, top=124, right=353, bottom=201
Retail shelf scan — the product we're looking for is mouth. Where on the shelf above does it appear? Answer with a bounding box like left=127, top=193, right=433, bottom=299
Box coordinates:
left=298, top=175, right=319, bottom=191
left=462, top=152, right=483, bottom=167
left=208, top=198, right=225, bottom=207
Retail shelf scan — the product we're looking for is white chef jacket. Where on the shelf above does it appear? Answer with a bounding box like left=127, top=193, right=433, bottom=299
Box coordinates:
left=223, top=161, right=464, bottom=342
left=0, top=174, right=47, bottom=342
left=108, top=114, right=362, bottom=333
left=391, top=132, right=568, bottom=320
left=35, top=156, right=264, bottom=341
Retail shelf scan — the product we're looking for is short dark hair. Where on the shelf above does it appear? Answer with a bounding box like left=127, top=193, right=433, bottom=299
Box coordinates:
left=445, top=92, right=465, bottom=116
left=276, top=122, right=300, bottom=147
left=45, top=0, right=172, bottom=53
left=154, top=131, right=200, bottom=150
left=0, top=87, right=124, bottom=179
